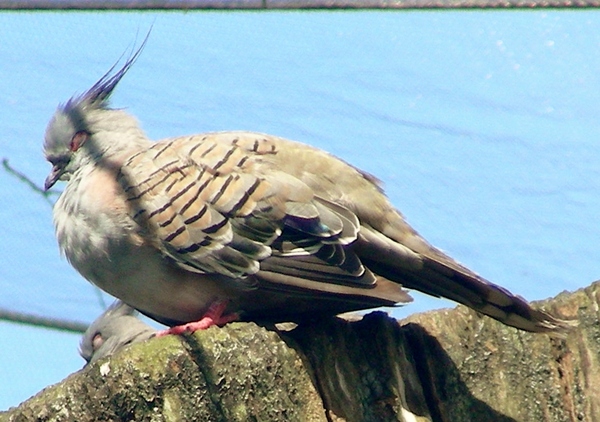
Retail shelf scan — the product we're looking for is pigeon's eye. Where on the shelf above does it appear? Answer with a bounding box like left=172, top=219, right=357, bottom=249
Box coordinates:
left=70, top=131, right=89, bottom=152
left=91, top=333, right=104, bottom=351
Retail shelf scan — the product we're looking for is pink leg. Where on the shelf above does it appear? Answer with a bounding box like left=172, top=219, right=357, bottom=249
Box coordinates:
left=156, top=301, right=238, bottom=337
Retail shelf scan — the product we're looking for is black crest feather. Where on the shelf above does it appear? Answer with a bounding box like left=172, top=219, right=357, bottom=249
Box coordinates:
left=62, top=31, right=150, bottom=113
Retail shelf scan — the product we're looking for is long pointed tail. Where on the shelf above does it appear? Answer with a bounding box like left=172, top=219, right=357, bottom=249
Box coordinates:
left=356, top=225, right=575, bottom=335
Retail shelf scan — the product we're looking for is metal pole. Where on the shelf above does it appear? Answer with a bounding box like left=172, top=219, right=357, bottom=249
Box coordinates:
left=0, top=0, right=596, bottom=9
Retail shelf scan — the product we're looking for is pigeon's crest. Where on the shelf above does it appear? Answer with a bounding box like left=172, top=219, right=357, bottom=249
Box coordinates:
left=62, top=35, right=149, bottom=115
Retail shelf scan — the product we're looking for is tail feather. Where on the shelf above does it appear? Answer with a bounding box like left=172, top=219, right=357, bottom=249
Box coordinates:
left=357, top=226, right=575, bottom=335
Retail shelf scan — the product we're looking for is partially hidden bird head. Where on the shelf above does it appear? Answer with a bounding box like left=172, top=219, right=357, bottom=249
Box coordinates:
left=79, top=300, right=156, bottom=365
left=78, top=300, right=138, bottom=363
left=43, top=40, right=148, bottom=191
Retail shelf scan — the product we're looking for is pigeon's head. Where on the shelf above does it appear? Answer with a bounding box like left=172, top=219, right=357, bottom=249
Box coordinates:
left=79, top=301, right=137, bottom=364
left=79, top=300, right=150, bottom=365
left=43, top=39, right=147, bottom=191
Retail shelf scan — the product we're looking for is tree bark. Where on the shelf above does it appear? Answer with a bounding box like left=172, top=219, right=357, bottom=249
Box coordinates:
left=3, top=281, right=597, bottom=422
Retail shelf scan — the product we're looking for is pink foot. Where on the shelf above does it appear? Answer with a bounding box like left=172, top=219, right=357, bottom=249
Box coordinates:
left=156, top=301, right=238, bottom=337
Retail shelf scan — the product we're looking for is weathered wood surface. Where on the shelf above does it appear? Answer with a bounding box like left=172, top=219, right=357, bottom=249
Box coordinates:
left=3, top=281, right=597, bottom=422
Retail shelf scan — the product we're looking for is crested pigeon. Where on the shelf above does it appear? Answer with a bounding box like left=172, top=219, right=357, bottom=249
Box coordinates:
left=43, top=46, right=571, bottom=335
left=80, top=300, right=156, bottom=364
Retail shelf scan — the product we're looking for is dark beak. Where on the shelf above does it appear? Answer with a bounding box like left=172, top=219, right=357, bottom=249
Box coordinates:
left=44, top=165, right=63, bottom=191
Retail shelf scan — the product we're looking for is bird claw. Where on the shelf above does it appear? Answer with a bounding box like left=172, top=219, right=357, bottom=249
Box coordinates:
left=156, top=301, right=238, bottom=337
